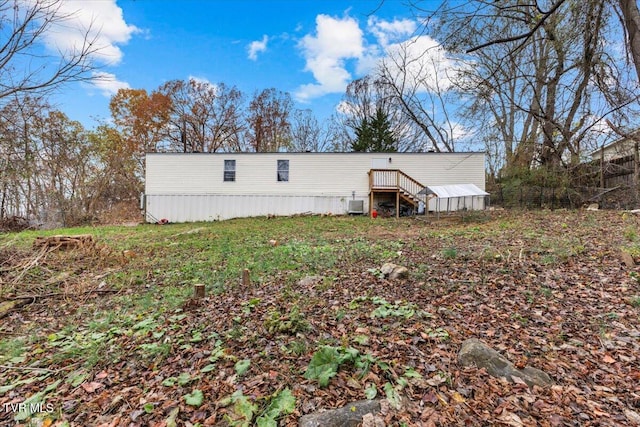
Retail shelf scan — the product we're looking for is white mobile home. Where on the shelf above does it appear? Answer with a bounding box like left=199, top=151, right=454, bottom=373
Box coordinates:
left=144, top=152, right=486, bottom=222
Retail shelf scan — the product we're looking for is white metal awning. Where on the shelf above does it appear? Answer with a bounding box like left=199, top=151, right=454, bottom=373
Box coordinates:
left=419, top=184, right=489, bottom=198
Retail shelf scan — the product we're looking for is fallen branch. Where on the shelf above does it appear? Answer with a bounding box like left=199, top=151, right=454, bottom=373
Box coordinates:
left=0, top=365, right=59, bottom=373
left=3, top=288, right=120, bottom=301
left=9, top=245, right=50, bottom=286
left=587, top=186, right=621, bottom=202
left=0, top=298, right=33, bottom=319
left=0, top=289, right=119, bottom=319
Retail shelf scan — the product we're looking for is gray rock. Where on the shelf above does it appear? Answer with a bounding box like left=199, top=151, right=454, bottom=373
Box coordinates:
left=299, top=400, right=381, bottom=427
left=362, top=413, right=386, bottom=427
left=458, top=338, right=553, bottom=388
left=297, top=275, right=324, bottom=287
left=389, top=266, right=408, bottom=279
left=621, top=250, right=636, bottom=267
left=380, top=263, right=396, bottom=276
left=380, top=262, right=408, bottom=280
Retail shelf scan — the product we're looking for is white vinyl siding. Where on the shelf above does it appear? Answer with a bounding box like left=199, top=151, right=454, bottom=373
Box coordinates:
left=146, top=153, right=485, bottom=196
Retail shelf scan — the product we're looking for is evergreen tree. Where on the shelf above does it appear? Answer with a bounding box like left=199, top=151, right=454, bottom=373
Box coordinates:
left=350, top=107, right=397, bottom=152
left=351, top=116, right=373, bottom=152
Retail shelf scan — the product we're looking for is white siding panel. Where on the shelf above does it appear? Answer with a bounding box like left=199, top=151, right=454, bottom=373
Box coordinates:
left=146, top=153, right=486, bottom=196
left=146, top=194, right=356, bottom=222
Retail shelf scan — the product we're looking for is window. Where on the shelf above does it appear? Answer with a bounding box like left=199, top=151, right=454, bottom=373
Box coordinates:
left=224, top=159, right=236, bottom=182
left=277, top=159, right=289, bottom=182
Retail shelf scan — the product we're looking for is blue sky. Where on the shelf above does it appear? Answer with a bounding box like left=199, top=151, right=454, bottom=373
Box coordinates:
left=46, top=0, right=430, bottom=129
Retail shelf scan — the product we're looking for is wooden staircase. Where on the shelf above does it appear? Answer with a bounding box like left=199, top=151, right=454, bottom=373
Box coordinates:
left=368, top=169, right=427, bottom=217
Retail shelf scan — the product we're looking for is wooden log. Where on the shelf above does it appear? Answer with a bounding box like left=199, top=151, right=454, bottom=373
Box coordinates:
left=0, top=298, right=32, bottom=319
left=242, top=269, right=251, bottom=287
left=33, top=234, right=94, bottom=250
left=194, top=283, right=205, bottom=299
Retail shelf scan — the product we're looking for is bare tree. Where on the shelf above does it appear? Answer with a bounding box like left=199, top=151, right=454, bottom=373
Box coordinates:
left=0, top=96, right=48, bottom=219
left=456, top=0, right=640, bottom=87
left=245, top=88, right=293, bottom=152
left=0, top=96, right=102, bottom=226
left=36, top=110, right=94, bottom=225
left=376, top=38, right=466, bottom=153
left=0, top=0, right=102, bottom=102
left=620, top=0, right=640, bottom=83
left=290, top=109, right=322, bottom=152
left=159, top=79, right=245, bottom=152
left=419, top=0, right=638, bottom=178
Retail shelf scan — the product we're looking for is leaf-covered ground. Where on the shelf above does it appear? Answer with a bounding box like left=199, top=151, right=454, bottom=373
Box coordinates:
left=1, top=210, right=639, bottom=426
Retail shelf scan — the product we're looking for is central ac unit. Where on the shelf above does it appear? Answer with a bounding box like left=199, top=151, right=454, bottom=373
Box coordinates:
left=348, top=200, right=364, bottom=215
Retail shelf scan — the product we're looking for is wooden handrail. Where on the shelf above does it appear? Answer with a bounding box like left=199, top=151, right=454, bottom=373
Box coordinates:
left=369, top=169, right=426, bottom=204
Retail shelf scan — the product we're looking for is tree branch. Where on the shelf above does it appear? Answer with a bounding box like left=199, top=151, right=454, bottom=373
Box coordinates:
left=466, top=0, right=569, bottom=53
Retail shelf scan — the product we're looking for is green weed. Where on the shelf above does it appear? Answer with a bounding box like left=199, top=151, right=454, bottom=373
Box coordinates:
left=624, top=226, right=638, bottom=242
left=511, top=313, right=528, bottom=326
left=304, top=345, right=360, bottom=387
left=0, top=337, right=29, bottom=364
left=284, top=339, right=308, bottom=356
left=265, top=306, right=310, bottom=335
left=442, top=247, right=458, bottom=259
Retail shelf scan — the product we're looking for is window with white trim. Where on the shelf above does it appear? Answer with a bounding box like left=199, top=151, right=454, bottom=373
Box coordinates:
left=224, top=159, right=236, bottom=182
left=277, top=159, right=289, bottom=182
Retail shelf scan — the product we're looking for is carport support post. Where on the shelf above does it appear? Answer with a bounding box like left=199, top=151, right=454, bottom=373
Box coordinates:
left=369, top=191, right=373, bottom=217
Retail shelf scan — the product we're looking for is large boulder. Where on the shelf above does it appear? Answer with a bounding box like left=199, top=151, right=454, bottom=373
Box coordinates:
left=458, top=338, right=553, bottom=388
left=299, top=400, right=381, bottom=427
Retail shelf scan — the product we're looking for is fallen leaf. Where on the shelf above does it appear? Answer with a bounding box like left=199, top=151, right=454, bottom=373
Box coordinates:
left=450, top=391, right=465, bottom=403
left=426, top=373, right=447, bottom=386
left=497, top=412, right=524, bottom=427
left=602, top=354, right=616, bottom=364
left=81, top=382, right=103, bottom=393
left=625, top=409, right=640, bottom=424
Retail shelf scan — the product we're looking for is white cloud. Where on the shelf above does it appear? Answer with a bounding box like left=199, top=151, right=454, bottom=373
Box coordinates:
left=188, top=75, right=215, bottom=88
left=90, top=71, right=130, bottom=96
left=383, top=35, right=464, bottom=92
left=36, top=0, right=140, bottom=66
left=295, top=14, right=364, bottom=102
left=247, top=35, right=269, bottom=60
left=295, top=14, right=465, bottom=102
left=367, top=16, right=416, bottom=47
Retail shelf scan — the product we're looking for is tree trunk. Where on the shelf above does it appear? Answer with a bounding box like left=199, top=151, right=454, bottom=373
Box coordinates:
left=634, top=141, right=639, bottom=204
left=620, top=0, right=640, bottom=84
